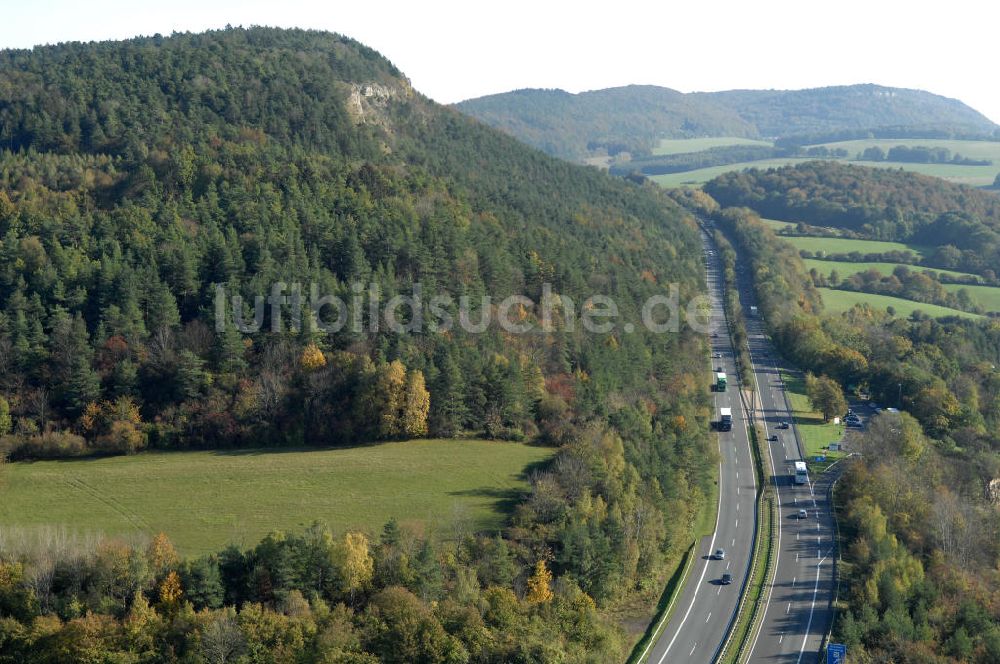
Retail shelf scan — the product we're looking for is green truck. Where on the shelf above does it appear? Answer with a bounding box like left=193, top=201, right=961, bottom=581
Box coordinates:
left=715, top=371, right=727, bottom=392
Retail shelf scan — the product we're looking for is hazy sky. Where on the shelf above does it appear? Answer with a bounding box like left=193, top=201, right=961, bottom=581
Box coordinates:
left=2, top=0, right=998, bottom=124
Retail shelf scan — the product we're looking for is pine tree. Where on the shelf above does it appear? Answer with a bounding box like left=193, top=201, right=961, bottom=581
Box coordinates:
left=429, top=351, right=468, bottom=437
left=413, top=540, right=442, bottom=602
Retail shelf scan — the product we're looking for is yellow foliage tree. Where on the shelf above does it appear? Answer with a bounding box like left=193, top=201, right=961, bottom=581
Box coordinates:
left=147, top=532, right=179, bottom=576
left=376, top=360, right=407, bottom=437
left=299, top=343, right=327, bottom=371
left=333, top=532, right=373, bottom=600
left=401, top=370, right=430, bottom=437
left=525, top=560, right=553, bottom=604
left=158, top=570, right=183, bottom=609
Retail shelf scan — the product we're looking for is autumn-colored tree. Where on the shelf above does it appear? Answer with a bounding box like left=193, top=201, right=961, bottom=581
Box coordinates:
left=525, top=560, right=553, bottom=604
left=805, top=373, right=847, bottom=422
left=299, top=343, right=327, bottom=371
left=333, top=532, right=373, bottom=601
left=401, top=370, right=429, bottom=437
left=375, top=360, right=407, bottom=438
left=0, top=397, right=11, bottom=436
left=124, top=591, right=160, bottom=652
left=158, top=570, right=183, bottom=611
left=147, top=532, right=180, bottom=576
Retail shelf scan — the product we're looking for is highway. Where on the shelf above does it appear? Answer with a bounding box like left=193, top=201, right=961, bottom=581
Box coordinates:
left=735, top=263, right=838, bottom=664
left=642, top=226, right=758, bottom=664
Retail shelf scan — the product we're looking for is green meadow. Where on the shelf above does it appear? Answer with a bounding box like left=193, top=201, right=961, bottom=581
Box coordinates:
left=653, top=136, right=773, bottom=155
left=816, top=288, right=982, bottom=320
left=0, top=439, right=554, bottom=555
left=802, top=258, right=980, bottom=283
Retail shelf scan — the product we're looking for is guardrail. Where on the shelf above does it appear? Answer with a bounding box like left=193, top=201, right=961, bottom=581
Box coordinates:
left=817, top=470, right=846, bottom=663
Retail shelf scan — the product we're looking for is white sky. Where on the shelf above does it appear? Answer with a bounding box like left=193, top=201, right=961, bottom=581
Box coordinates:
left=2, top=0, right=998, bottom=124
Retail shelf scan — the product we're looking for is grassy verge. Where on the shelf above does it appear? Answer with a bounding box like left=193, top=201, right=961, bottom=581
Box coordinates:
left=780, top=370, right=845, bottom=473
left=0, top=439, right=554, bottom=555
left=624, top=541, right=698, bottom=664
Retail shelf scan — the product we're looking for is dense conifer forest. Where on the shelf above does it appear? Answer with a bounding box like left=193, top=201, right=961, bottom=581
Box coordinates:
left=0, top=27, right=719, bottom=661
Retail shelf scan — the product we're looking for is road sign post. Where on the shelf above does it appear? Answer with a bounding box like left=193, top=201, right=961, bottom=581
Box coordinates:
left=828, top=643, right=847, bottom=664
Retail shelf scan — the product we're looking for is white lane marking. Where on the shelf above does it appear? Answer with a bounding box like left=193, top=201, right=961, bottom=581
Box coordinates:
left=792, top=577, right=796, bottom=588
left=706, top=613, right=712, bottom=623
left=795, top=552, right=799, bottom=562
left=797, top=551, right=832, bottom=663
left=726, top=561, right=731, bottom=570
left=689, top=643, right=698, bottom=657
left=786, top=603, right=791, bottom=614
left=654, top=460, right=724, bottom=663
left=732, top=538, right=735, bottom=547
left=735, top=519, right=739, bottom=529
left=779, top=633, right=784, bottom=644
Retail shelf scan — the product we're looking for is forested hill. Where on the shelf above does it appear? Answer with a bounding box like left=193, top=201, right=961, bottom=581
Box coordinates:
left=696, top=84, right=998, bottom=140
left=0, top=27, right=718, bottom=661
left=452, top=85, right=757, bottom=160
left=0, top=25, right=710, bottom=448
left=704, top=161, right=1000, bottom=274
left=456, top=83, right=999, bottom=160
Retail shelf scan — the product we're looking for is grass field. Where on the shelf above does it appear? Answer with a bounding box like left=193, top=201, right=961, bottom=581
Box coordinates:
left=780, top=235, right=929, bottom=259
left=0, top=440, right=554, bottom=555
left=814, top=138, right=1000, bottom=187
left=648, top=157, right=816, bottom=188
left=760, top=218, right=796, bottom=232
left=816, top=287, right=982, bottom=320
left=653, top=136, right=773, bottom=155
left=802, top=258, right=980, bottom=282
left=941, top=283, right=1000, bottom=313
left=646, top=138, right=1000, bottom=188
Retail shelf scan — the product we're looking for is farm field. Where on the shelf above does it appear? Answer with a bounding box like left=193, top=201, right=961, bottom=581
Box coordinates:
left=941, top=283, right=1000, bottom=313
left=779, top=235, right=929, bottom=258
left=813, top=138, right=1000, bottom=187
left=652, top=136, right=773, bottom=155
left=648, top=157, right=815, bottom=187
left=816, top=287, right=982, bottom=320
left=0, top=439, right=554, bottom=555
left=646, top=138, right=1000, bottom=187
left=760, top=218, right=796, bottom=232
left=802, top=258, right=981, bottom=282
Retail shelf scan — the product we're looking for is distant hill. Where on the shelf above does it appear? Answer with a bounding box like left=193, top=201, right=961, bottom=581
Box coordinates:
left=453, top=85, right=756, bottom=160
left=698, top=84, right=999, bottom=142
left=456, top=84, right=999, bottom=161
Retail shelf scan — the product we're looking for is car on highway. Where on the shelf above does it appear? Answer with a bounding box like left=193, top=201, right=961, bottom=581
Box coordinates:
left=768, top=434, right=778, bottom=442
left=720, top=573, right=733, bottom=585
left=798, top=509, right=808, bottom=519
left=713, top=352, right=722, bottom=358
left=778, top=421, right=789, bottom=429
left=714, top=548, right=725, bottom=560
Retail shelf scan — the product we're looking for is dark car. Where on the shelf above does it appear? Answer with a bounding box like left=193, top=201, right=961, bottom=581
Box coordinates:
left=778, top=421, right=789, bottom=429
left=768, top=434, right=778, bottom=442
left=720, top=573, right=733, bottom=585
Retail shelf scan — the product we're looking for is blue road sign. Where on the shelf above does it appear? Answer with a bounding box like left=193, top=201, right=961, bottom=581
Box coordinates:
left=828, top=643, right=847, bottom=664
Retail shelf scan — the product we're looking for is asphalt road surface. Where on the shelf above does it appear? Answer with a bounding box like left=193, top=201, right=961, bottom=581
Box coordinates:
left=642, top=227, right=758, bottom=664
left=735, top=260, right=837, bottom=664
